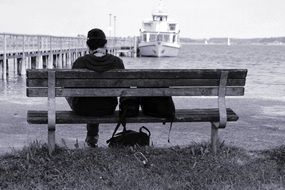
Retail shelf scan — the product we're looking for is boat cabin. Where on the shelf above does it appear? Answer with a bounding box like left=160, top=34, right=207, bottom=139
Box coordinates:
left=141, top=32, right=178, bottom=44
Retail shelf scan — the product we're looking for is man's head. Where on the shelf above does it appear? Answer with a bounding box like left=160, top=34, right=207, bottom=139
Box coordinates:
left=86, top=28, right=107, bottom=50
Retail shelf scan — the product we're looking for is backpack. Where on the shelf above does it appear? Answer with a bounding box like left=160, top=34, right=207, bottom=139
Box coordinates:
left=117, top=96, right=176, bottom=143
left=106, top=124, right=151, bottom=147
left=119, top=97, right=140, bottom=117
left=107, top=99, right=150, bottom=147
left=140, top=96, right=175, bottom=142
left=140, top=96, right=175, bottom=118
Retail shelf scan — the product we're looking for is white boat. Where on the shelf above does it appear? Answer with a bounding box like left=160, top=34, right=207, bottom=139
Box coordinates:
left=227, top=38, right=231, bottom=46
left=138, top=1, right=181, bottom=57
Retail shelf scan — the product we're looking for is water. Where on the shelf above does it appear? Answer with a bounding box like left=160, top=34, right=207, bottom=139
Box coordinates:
left=124, top=44, right=285, bottom=100
left=1, top=44, right=285, bottom=100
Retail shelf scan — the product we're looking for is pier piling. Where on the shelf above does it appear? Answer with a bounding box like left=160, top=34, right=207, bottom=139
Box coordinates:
left=17, top=58, right=22, bottom=75
left=3, top=34, right=7, bottom=78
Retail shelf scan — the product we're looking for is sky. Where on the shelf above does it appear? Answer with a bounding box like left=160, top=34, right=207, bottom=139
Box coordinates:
left=0, top=0, right=284, bottom=38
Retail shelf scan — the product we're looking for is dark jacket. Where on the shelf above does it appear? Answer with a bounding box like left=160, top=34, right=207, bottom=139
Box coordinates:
left=72, top=54, right=124, bottom=71
left=67, top=53, right=124, bottom=116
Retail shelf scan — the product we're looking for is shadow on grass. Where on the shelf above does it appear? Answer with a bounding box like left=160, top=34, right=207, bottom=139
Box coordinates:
left=0, top=141, right=284, bottom=190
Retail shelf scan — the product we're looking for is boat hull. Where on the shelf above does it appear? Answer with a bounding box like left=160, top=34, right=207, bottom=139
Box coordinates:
left=138, top=42, right=180, bottom=57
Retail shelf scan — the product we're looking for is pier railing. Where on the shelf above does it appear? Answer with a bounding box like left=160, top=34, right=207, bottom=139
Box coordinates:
left=0, top=33, right=86, bottom=54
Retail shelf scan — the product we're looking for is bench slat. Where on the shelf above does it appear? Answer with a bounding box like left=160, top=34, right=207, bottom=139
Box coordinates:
left=27, top=108, right=239, bottom=125
left=27, top=69, right=248, bottom=79
left=26, top=87, right=245, bottom=97
left=27, top=78, right=246, bottom=87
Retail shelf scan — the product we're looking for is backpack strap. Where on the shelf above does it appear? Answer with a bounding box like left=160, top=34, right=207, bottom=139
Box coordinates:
left=111, top=108, right=128, bottom=138
left=140, top=126, right=151, bottom=137
left=167, top=112, right=175, bottom=143
left=111, top=119, right=126, bottom=138
left=167, top=121, right=173, bottom=143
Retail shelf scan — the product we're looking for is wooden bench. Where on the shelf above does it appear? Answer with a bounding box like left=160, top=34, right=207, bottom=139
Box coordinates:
left=26, top=69, right=247, bottom=154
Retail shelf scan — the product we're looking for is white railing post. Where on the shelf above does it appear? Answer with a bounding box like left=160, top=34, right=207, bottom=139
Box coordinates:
left=37, top=36, right=43, bottom=69
left=58, top=37, right=62, bottom=69
left=133, top=36, right=137, bottom=58
left=48, top=36, right=53, bottom=69
left=2, top=34, right=7, bottom=78
left=21, top=35, right=26, bottom=75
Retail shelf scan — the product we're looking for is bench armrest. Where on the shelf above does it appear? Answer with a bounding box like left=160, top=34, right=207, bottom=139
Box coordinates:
left=213, top=71, right=228, bottom=128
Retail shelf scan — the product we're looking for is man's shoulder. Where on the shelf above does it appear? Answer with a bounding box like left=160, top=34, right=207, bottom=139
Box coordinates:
left=75, top=55, right=89, bottom=62
left=72, top=55, right=89, bottom=68
left=107, top=54, right=122, bottom=61
left=106, top=54, right=124, bottom=68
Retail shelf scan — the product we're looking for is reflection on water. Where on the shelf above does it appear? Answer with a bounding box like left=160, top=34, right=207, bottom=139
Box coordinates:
left=262, top=105, right=285, bottom=116
left=1, top=44, right=285, bottom=101
left=0, top=75, right=26, bottom=101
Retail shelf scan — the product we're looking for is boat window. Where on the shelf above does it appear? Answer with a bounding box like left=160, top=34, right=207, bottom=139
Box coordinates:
left=153, top=16, right=166, bottom=21
left=143, top=34, right=147, bottom=42
left=173, top=35, right=176, bottom=42
left=144, top=23, right=151, bottom=27
left=153, top=16, right=159, bottom=21
left=163, top=34, right=170, bottom=42
left=157, top=34, right=163, bottom=41
left=169, top=24, right=176, bottom=31
left=149, top=34, right=156, bottom=42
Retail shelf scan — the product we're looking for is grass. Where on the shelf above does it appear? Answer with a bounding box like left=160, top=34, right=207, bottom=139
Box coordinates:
left=0, top=141, right=285, bottom=190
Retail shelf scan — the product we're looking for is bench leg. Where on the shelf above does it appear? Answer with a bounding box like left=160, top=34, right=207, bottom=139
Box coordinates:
left=211, top=122, right=219, bottom=154
left=48, top=70, right=56, bottom=155
left=48, top=129, right=55, bottom=154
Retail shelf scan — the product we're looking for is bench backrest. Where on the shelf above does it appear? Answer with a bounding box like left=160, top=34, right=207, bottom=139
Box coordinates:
left=26, top=69, right=247, bottom=97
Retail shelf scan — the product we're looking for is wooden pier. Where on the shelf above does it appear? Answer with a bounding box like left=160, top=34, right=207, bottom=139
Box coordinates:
left=106, top=36, right=138, bottom=57
left=0, top=33, right=137, bottom=78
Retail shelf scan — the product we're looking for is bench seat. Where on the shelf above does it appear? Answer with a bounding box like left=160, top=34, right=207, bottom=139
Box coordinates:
left=27, top=108, right=238, bottom=125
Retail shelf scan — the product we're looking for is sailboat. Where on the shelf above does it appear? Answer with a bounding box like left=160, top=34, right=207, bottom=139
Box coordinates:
left=227, top=38, right=231, bottom=46
left=205, top=39, right=208, bottom=45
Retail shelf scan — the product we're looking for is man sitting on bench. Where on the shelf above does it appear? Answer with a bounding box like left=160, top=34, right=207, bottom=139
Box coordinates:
left=66, top=28, right=125, bottom=147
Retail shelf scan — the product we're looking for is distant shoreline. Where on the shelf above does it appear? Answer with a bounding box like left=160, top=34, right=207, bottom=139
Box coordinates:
left=180, top=42, right=285, bottom=46
left=180, top=36, right=285, bottom=46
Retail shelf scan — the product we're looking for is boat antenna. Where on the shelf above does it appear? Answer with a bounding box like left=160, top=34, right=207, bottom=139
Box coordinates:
left=158, top=0, right=165, bottom=12
left=153, top=0, right=165, bottom=14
